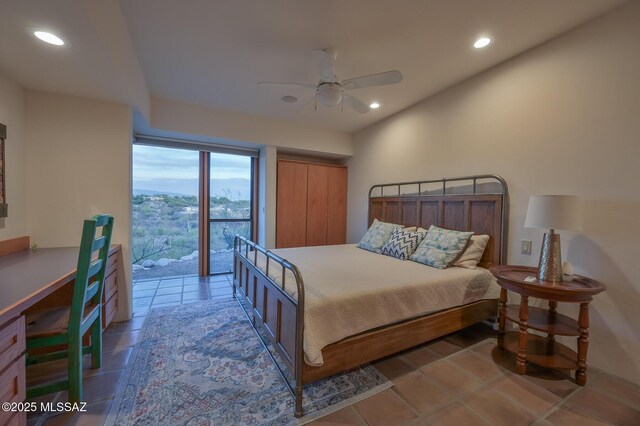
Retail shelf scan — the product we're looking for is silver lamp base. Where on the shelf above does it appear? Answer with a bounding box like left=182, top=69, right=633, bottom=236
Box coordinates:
left=537, top=229, right=563, bottom=282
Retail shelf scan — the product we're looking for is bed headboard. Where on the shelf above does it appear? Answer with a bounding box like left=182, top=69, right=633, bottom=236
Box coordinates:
left=368, top=175, right=509, bottom=269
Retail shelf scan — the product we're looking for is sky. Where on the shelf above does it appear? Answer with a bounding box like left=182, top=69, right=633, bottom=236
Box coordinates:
left=133, top=145, right=251, bottom=197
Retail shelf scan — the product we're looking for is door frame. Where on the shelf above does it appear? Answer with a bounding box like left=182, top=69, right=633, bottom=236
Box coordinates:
left=198, top=153, right=258, bottom=276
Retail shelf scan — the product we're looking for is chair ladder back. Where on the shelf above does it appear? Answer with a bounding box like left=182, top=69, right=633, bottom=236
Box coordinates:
left=69, top=214, right=114, bottom=332
left=90, top=215, right=114, bottom=306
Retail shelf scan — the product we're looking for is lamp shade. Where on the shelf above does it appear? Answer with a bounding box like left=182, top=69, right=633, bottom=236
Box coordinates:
left=525, top=195, right=582, bottom=231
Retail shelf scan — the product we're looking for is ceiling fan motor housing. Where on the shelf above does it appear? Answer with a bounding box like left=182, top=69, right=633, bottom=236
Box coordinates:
left=317, top=83, right=343, bottom=107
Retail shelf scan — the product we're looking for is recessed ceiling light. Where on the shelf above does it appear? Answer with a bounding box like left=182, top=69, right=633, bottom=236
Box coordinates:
left=34, top=31, right=64, bottom=46
left=370, top=102, right=380, bottom=109
left=473, top=37, right=491, bottom=49
left=281, top=95, right=298, bottom=103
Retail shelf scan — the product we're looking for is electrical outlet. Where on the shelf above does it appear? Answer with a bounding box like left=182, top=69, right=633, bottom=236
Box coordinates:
left=521, top=240, right=532, bottom=255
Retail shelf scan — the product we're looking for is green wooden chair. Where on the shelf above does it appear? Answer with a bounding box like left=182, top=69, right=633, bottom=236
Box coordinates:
left=25, top=214, right=114, bottom=402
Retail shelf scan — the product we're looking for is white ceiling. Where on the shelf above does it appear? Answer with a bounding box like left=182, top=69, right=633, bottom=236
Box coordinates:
left=0, top=0, right=628, bottom=133
left=0, top=0, right=150, bottom=116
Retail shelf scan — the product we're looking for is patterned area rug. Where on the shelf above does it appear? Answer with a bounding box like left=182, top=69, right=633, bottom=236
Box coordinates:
left=106, top=298, right=391, bottom=425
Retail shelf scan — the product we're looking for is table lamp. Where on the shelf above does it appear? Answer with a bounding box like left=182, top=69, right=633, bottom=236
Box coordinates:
left=525, top=195, right=582, bottom=282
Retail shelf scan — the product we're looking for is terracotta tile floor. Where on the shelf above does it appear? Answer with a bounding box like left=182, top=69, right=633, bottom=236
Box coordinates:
left=130, top=273, right=234, bottom=316
left=25, top=274, right=234, bottom=425
left=310, top=333, right=640, bottom=426
left=24, top=282, right=640, bottom=425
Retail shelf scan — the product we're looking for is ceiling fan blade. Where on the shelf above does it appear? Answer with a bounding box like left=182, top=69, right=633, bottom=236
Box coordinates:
left=312, top=49, right=336, bottom=83
left=342, top=70, right=403, bottom=90
left=343, top=93, right=370, bottom=113
left=258, top=81, right=316, bottom=89
left=295, top=95, right=318, bottom=115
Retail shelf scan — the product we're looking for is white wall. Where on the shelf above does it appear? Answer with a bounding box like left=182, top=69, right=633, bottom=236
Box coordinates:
left=147, top=96, right=354, bottom=249
left=258, top=145, right=277, bottom=248
left=348, top=2, right=640, bottom=383
left=0, top=71, right=26, bottom=240
left=150, top=97, right=354, bottom=157
left=24, top=91, right=133, bottom=321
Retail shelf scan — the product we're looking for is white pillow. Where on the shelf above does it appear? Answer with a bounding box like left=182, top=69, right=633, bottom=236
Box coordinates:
left=452, top=235, right=490, bottom=269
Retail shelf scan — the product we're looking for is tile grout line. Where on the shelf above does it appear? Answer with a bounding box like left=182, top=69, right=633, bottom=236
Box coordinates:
left=26, top=335, right=138, bottom=424
left=460, top=346, right=585, bottom=424
left=418, top=358, right=478, bottom=395
left=388, top=386, right=422, bottom=419
left=29, top=389, right=63, bottom=425
left=32, top=377, right=122, bottom=424
left=455, top=371, right=516, bottom=425
left=401, top=362, right=506, bottom=424
left=390, top=343, right=508, bottom=424
left=535, top=369, right=619, bottom=425
left=399, top=339, right=581, bottom=425
left=350, top=405, right=369, bottom=426
left=535, top=383, right=585, bottom=422
left=489, top=375, right=561, bottom=421
left=364, top=339, right=483, bottom=423
left=440, top=340, right=582, bottom=423
left=585, top=370, right=640, bottom=411
left=436, top=369, right=507, bottom=424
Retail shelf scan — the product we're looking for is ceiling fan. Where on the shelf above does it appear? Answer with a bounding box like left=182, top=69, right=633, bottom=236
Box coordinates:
left=259, top=48, right=403, bottom=113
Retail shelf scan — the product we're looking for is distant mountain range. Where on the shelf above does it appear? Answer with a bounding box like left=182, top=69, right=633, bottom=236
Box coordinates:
left=133, top=188, right=189, bottom=197
left=133, top=178, right=251, bottom=200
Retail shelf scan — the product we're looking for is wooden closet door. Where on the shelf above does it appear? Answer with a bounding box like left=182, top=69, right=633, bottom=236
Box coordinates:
left=306, top=164, right=329, bottom=246
left=326, top=166, right=348, bottom=245
left=276, top=161, right=308, bottom=248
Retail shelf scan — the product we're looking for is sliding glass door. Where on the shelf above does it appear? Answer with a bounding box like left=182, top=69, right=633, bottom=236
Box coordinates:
left=132, top=142, right=257, bottom=279
left=132, top=145, right=200, bottom=280
left=208, top=153, right=255, bottom=274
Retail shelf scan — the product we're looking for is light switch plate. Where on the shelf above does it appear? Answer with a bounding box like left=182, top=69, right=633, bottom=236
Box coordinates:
left=521, top=240, right=532, bottom=255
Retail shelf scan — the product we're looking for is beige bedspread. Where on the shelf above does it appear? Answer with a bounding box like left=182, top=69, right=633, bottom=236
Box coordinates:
left=252, top=244, right=499, bottom=366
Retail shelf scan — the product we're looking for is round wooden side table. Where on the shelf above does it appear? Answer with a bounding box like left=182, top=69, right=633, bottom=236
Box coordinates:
left=490, top=265, right=606, bottom=385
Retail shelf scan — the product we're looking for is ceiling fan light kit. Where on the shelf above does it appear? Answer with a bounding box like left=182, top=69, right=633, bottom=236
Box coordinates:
left=317, top=83, right=343, bottom=107
left=259, top=48, right=403, bottom=113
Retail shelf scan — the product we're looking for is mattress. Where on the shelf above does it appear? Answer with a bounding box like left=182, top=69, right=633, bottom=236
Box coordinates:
left=253, top=244, right=500, bottom=366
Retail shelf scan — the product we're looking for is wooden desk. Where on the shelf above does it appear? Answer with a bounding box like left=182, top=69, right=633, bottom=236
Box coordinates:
left=0, top=243, right=121, bottom=426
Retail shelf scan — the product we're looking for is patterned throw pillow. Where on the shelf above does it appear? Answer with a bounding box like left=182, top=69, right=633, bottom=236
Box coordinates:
left=410, top=225, right=473, bottom=269
left=380, top=228, right=427, bottom=260
left=357, top=219, right=403, bottom=253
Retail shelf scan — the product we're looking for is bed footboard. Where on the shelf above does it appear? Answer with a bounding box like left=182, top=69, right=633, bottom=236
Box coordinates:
left=233, top=235, right=306, bottom=417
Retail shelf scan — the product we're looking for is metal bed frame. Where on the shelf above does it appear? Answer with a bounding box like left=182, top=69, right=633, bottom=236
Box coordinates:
left=233, top=236, right=306, bottom=415
left=233, top=174, right=509, bottom=417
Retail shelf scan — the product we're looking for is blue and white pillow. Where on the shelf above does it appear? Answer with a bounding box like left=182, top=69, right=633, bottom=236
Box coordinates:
left=410, top=225, right=473, bottom=269
left=381, top=228, right=427, bottom=260
left=357, top=219, right=402, bottom=253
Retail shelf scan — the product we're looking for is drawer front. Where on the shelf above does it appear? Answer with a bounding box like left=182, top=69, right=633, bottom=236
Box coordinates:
left=103, top=292, right=118, bottom=329
left=105, top=252, right=118, bottom=276
left=106, top=252, right=118, bottom=269
left=0, top=355, right=26, bottom=426
left=0, top=317, right=25, bottom=373
left=103, top=271, right=117, bottom=303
